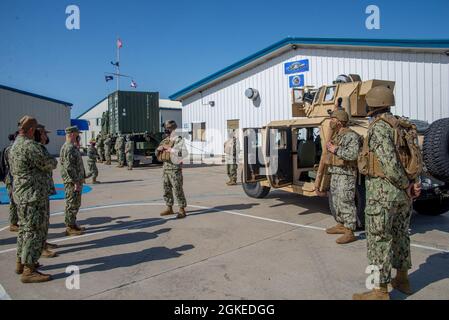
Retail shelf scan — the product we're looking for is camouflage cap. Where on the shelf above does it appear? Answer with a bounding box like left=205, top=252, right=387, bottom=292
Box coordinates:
left=65, top=126, right=80, bottom=134
left=18, top=115, right=38, bottom=131
left=330, top=110, right=349, bottom=123
left=164, top=120, right=178, bottom=130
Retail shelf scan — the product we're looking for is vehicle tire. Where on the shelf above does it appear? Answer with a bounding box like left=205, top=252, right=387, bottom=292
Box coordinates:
left=328, top=177, right=366, bottom=230
left=423, top=118, right=449, bottom=183
left=413, top=198, right=449, bottom=216
left=241, top=172, right=270, bottom=199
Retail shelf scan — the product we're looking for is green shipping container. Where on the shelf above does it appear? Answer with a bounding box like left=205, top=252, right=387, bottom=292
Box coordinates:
left=108, top=91, right=159, bottom=134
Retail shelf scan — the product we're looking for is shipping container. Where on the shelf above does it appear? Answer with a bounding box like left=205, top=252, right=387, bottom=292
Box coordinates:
left=108, top=91, right=159, bottom=134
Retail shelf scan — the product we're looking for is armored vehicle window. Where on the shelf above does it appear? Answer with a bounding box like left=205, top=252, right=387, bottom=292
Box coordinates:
left=274, top=130, right=288, bottom=150
left=324, top=86, right=337, bottom=103
left=313, top=87, right=324, bottom=104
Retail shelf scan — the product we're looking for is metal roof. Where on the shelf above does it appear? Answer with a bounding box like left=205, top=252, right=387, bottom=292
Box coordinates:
left=0, top=84, right=73, bottom=107
left=169, top=37, right=449, bottom=101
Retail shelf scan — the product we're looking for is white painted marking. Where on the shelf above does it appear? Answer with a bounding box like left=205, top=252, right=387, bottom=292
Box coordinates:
left=0, top=284, right=11, bottom=300
left=0, top=226, right=9, bottom=232
left=0, top=203, right=448, bottom=255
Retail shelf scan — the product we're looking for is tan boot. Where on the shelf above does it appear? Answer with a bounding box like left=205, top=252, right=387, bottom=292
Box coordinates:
left=41, top=248, right=58, bottom=258
left=353, top=283, right=389, bottom=300
left=325, top=223, right=345, bottom=235
left=66, top=226, right=84, bottom=236
left=105, top=161, right=111, bottom=165
left=21, top=265, right=51, bottom=283
left=336, top=229, right=357, bottom=244
left=177, top=207, right=187, bottom=219
left=9, top=224, right=19, bottom=232
left=15, top=259, right=24, bottom=275
left=391, top=270, right=412, bottom=295
left=160, top=206, right=175, bottom=216
left=73, top=224, right=86, bottom=231
left=45, top=242, right=58, bottom=249
left=226, top=180, right=237, bottom=186
left=92, top=177, right=101, bottom=184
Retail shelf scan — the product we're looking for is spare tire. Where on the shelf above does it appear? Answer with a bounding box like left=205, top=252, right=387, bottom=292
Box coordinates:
left=423, top=118, right=449, bottom=183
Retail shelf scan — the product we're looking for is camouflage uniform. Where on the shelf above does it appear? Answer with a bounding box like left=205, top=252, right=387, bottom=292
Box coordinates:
left=224, top=136, right=240, bottom=183
left=10, top=135, right=57, bottom=265
left=60, top=141, right=85, bottom=227
left=86, top=144, right=99, bottom=179
left=328, top=129, right=360, bottom=231
left=125, top=139, right=134, bottom=169
left=160, top=136, right=187, bottom=208
left=104, top=135, right=112, bottom=163
left=38, top=143, right=57, bottom=248
left=96, top=135, right=105, bottom=162
left=366, top=115, right=412, bottom=284
left=115, top=135, right=125, bottom=166
left=3, top=143, right=18, bottom=225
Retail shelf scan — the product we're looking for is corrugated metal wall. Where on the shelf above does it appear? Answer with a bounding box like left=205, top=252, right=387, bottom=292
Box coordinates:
left=0, top=88, right=71, bottom=155
left=182, top=47, right=449, bottom=155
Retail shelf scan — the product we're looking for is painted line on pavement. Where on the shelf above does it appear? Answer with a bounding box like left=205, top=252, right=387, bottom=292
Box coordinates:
left=0, top=202, right=448, bottom=255
left=0, top=284, right=11, bottom=300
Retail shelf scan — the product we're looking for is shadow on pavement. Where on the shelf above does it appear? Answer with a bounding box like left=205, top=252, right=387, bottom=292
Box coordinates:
left=95, top=180, right=144, bottom=185
left=266, top=191, right=331, bottom=215
left=391, top=252, right=449, bottom=300
left=42, top=243, right=194, bottom=279
left=410, top=212, right=449, bottom=235
left=55, top=229, right=171, bottom=255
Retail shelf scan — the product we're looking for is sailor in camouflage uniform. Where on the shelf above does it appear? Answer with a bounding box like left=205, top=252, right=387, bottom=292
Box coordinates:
left=353, top=86, right=422, bottom=300
left=224, top=130, right=240, bottom=186
left=3, top=133, right=19, bottom=232
left=96, top=133, right=105, bottom=163
left=125, top=135, right=134, bottom=170
left=115, top=134, right=126, bottom=168
left=10, top=116, right=57, bottom=283
left=157, top=120, right=188, bottom=219
left=104, top=134, right=112, bottom=165
left=325, top=110, right=360, bottom=244
left=86, top=139, right=100, bottom=184
left=35, top=124, right=58, bottom=258
left=60, top=126, right=86, bottom=236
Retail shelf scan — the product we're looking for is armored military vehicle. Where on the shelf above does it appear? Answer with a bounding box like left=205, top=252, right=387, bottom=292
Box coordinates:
left=242, top=74, right=449, bottom=228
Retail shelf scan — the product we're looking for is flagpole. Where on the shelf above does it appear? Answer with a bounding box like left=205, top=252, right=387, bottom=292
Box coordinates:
left=116, top=37, right=120, bottom=93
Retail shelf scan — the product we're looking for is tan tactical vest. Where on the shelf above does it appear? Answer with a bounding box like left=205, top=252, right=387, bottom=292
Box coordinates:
left=157, top=139, right=175, bottom=162
left=326, top=127, right=359, bottom=168
left=358, top=114, right=423, bottom=181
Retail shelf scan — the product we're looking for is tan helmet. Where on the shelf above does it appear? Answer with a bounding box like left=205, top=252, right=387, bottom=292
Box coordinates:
left=366, top=86, right=395, bottom=108
left=164, top=120, right=178, bottom=131
left=330, top=110, right=349, bottom=123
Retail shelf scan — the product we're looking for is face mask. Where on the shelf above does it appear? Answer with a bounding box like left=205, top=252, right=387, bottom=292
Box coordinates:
left=45, top=137, right=50, bottom=145
left=164, top=129, right=171, bottom=135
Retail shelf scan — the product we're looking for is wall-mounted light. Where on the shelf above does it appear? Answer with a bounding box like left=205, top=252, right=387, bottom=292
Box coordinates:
left=245, top=88, right=259, bottom=101
left=208, top=101, right=215, bottom=107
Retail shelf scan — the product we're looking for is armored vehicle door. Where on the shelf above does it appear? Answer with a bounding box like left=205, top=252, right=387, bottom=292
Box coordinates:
left=243, top=128, right=267, bottom=183
left=266, top=127, right=293, bottom=188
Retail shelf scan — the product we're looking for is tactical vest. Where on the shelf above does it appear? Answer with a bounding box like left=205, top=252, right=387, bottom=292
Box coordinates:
left=358, top=113, right=423, bottom=182
left=326, top=128, right=359, bottom=168
left=157, top=138, right=176, bottom=162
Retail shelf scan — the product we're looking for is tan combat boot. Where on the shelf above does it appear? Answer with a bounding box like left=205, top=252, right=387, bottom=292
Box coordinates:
left=336, top=229, right=358, bottom=244
left=226, top=180, right=237, bottom=186
left=92, top=177, right=101, bottom=184
left=66, top=226, right=84, bottom=236
left=21, top=265, right=51, bottom=283
left=391, top=270, right=412, bottom=295
left=325, top=223, right=345, bottom=235
left=353, top=283, right=389, bottom=300
left=41, top=248, right=58, bottom=258
left=9, top=224, right=19, bottom=232
left=15, top=258, right=24, bottom=275
left=177, top=207, right=187, bottom=219
left=160, top=206, right=175, bottom=216
left=105, top=160, right=111, bottom=165
left=73, top=224, right=86, bottom=231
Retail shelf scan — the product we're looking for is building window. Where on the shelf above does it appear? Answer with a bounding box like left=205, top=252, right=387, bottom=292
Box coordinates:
left=192, top=122, right=206, bottom=142
left=96, top=118, right=101, bottom=126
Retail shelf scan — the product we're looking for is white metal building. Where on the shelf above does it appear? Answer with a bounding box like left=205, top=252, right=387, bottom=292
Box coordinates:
left=170, top=37, right=449, bottom=156
left=77, top=97, right=181, bottom=147
left=0, top=84, right=72, bottom=155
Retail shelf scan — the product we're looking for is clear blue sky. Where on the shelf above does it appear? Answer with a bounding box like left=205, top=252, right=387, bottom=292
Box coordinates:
left=1, top=0, right=448, bottom=117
